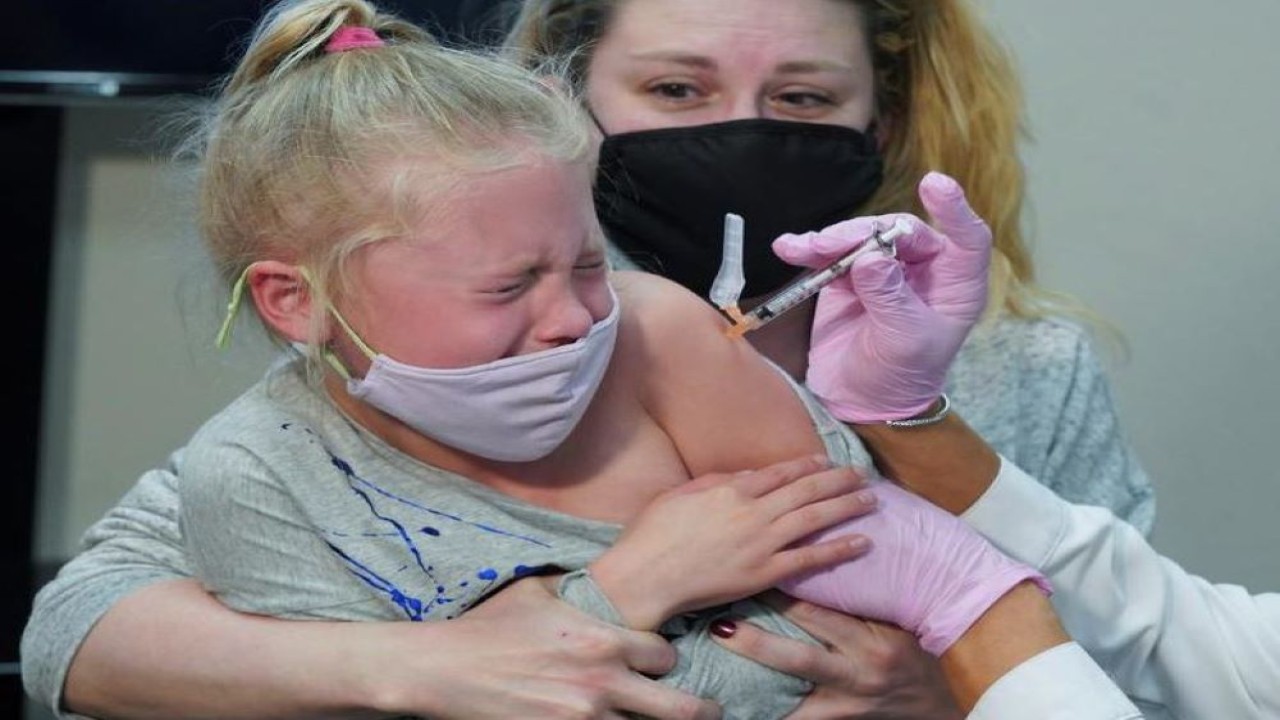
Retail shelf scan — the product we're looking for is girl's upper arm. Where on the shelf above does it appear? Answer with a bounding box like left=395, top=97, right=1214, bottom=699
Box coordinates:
left=614, top=272, right=826, bottom=477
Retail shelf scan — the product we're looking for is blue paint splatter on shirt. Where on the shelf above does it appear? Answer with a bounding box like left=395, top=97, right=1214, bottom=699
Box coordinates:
left=282, top=427, right=563, bottom=622
left=328, top=453, right=552, bottom=548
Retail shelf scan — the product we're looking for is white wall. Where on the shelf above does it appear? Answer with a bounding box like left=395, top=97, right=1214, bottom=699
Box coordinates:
left=36, top=105, right=277, bottom=563
left=981, top=0, right=1280, bottom=587
left=37, top=2, right=1280, bottom=591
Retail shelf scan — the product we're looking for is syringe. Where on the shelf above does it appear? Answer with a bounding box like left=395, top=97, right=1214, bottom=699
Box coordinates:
left=726, top=217, right=912, bottom=338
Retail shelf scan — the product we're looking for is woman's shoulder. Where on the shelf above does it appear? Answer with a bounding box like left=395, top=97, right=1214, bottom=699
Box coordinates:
left=956, top=313, right=1106, bottom=380
left=949, top=313, right=1113, bottom=437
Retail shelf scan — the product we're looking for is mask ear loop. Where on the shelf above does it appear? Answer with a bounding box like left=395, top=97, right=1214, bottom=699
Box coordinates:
left=586, top=107, right=611, bottom=137
left=214, top=263, right=374, bottom=381
left=215, top=264, right=254, bottom=350
left=292, top=266, right=381, bottom=381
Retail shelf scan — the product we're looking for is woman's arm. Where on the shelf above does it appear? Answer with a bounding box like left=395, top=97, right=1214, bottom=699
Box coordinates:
left=854, top=403, right=1280, bottom=716
left=853, top=412, right=999, bottom=514
left=64, top=578, right=378, bottom=719
left=28, top=452, right=717, bottom=720
left=66, top=576, right=716, bottom=720
left=963, top=458, right=1280, bottom=717
left=776, top=414, right=1280, bottom=717
left=712, top=585, right=1143, bottom=719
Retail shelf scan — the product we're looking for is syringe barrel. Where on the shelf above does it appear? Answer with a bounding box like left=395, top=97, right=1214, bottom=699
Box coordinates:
left=738, top=218, right=909, bottom=331
left=747, top=269, right=831, bottom=321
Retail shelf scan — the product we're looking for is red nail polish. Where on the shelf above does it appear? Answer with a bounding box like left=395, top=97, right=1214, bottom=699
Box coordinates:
left=710, top=619, right=737, bottom=639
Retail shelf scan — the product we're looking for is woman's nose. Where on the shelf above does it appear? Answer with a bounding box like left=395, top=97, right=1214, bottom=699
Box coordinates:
left=724, top=93, right=768, bottom=122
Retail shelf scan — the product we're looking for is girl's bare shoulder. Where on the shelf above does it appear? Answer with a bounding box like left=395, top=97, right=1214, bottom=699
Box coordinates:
left=610, top=270, right=730, bottom=349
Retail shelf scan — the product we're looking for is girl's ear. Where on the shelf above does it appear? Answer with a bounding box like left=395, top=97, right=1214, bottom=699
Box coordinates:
left=247, top=260, right=316, bottom=343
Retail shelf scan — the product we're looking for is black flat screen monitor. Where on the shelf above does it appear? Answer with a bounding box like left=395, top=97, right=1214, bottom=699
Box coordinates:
left=0, top=0, right=507, bottom=100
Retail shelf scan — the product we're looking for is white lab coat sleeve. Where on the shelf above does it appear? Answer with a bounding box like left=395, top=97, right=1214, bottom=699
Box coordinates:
left=968, top=642, right=1142, bottom=719
left=963, top=457, right=1280, bottom=718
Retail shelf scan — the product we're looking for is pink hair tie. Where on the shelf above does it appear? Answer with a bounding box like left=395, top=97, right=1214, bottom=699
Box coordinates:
left=326, top=26, right=385, bottom=53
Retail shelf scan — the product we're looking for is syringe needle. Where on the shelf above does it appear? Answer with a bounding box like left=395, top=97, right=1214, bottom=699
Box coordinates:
left=725, top=217, right=911, bottom=337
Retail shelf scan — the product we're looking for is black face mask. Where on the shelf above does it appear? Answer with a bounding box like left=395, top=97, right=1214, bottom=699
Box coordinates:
left=594, top=118, right=884, bottom=299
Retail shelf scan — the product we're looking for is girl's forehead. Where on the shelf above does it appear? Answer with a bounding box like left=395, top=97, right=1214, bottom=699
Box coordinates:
left=386, top=156, right=597, bottom=251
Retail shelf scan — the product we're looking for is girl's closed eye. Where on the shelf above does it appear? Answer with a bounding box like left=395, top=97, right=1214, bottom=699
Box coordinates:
left=482, top=272, right=534, bottom=298
left=574, top=257, right=608, bottom=273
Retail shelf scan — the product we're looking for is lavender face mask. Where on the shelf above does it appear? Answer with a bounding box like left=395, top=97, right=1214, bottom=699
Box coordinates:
left=340, top=288, right=620, bottom=463
left=216, top=264, right=620, bottom=463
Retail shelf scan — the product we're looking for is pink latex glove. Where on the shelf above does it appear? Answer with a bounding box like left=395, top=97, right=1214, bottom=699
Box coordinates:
left=777, top=479, right=1050, bottom=656
left=772, top=171, right=993, bottom=423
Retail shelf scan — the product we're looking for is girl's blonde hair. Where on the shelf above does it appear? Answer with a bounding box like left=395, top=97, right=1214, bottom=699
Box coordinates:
left=503, top=0, right=1102, bottom=326
left=190, top=0, right=591, bottom=363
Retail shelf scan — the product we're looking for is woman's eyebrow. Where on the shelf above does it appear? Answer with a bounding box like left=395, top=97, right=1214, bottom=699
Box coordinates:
left=626, top=50, right=718, bottom=70
left=774, top=59, right=857, bottom=75
left=625, top=51, right=853, bottom=77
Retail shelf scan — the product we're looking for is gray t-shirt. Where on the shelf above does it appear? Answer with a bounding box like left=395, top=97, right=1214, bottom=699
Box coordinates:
left=22, top=313, right=1153, bottom=716
left=174, top=356, right=869, bottom=719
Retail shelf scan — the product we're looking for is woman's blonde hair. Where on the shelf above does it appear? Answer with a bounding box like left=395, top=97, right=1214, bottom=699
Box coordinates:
left=502, top=0, right=1103, bottom=326
left=188, top=0, right=591, bottom=365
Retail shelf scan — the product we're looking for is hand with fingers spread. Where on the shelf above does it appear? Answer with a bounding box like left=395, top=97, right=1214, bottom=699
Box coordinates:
left=776, top=480, right=1049, bottom=657
left=403, top=577, right=723, bottom=720
left=772, top=171, right=993, bottom=423
left=699, top=476, right=1051, bottom=718
left=711, top=594, right=964, bottom=720
left=587, top=455, right=878, bottom=631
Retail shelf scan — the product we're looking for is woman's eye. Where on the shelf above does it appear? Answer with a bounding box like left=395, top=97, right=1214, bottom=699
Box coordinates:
left=574, top=259, right=607, bottom=272
left=647, top=81, right=702, bottom=101
left=775, top=91, right=835, bottom=109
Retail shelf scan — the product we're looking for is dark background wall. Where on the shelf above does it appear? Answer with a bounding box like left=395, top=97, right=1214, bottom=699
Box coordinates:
left=3, top=105, right=59, bottom=720
left=2, top=0, right=510, bottom=98
left=3, top=2, right=503, bottom=715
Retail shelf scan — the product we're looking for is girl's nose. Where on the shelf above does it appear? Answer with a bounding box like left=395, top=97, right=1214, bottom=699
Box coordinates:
left=535, top=290, right=596, bottom=349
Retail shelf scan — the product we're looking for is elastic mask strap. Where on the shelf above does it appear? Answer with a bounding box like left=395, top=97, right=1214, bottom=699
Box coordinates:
left=215, top=264, right=254, bottom=350
left=215, top=264, right=374, bottom=380
left=586, top=107, right=610, bottom=137
left=293, top=267, right=379, bottom=381
left=321, top=346, right=354, bottom=381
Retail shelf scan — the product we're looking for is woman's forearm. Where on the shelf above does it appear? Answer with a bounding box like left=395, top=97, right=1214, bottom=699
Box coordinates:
left=937, top=581, right=1069, bottom=711
left=851, top=412, right=999, bottom=514
left=65, top=579, right=386, bottom=719
left=65, top=576, right=712, bottom=720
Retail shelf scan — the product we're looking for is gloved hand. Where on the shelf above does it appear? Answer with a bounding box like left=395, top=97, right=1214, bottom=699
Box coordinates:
left=772, top=171, right=992, bottom=423
left=777, top=479, right=1050, bottom=657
